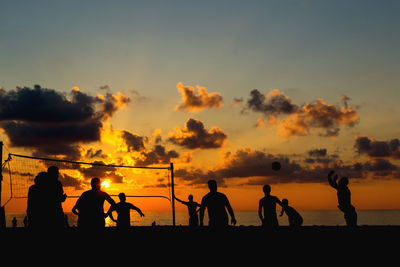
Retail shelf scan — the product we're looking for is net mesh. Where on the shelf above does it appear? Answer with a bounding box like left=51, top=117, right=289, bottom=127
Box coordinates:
left=3, top=153, right=172, bottom=205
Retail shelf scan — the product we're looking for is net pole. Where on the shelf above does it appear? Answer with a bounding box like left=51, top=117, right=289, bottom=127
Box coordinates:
left=170, top=162, right=176, bottom=226
left=0, top=141, right=5, bottom=229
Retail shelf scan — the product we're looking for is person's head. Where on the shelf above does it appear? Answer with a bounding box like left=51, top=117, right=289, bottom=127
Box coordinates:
left=34, top=172, right=48, bottom=185
left=208, top=180, right=217, bottom=193
left=47, top=166, right=59, bottom=180
left=188, top=194, right=193, bottom=201
left=118, top=193, right=126, bottom=202
left=91, top=178, right=101, bottom=190
left=282, top=198, right=289, bottom=207
left=263, top=184, right=271, bottom=195
left=338, top=177, right=349, bottom=188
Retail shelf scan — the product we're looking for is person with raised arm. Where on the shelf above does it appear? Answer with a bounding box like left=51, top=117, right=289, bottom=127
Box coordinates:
left=175, top=194, right=200, bottom=227
left=328, top=170, right=357, bottom=227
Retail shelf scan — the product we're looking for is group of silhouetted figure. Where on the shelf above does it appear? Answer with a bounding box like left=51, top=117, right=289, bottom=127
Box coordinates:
left=26, top=166, right=357, bottom=230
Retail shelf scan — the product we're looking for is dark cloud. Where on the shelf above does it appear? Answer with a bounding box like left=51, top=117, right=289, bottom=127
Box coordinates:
left=85, top=148, right=107, bottom=159
left=121, top=130, right=147, bottom=152
left=363, top=158, right=397, bottom=174
left=246, top=89, right=298, bottom=116
left=59, top=173, right=85, bottom=190
left=355, top=136, right=400, bottom=158
left=0, top=85, right=129, bottom=158
left=308, top=149, right=327, bottom=157
left=78, top=161, right=124, bottom=183
left=135, top=145, right=179, bottom=166
left=169, top=118, right=227, bottom=149
left=175, top=82, right=223, bottom=112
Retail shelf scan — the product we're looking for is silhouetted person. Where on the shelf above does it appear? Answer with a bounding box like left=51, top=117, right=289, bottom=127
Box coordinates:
left=328, top=170, right=357, bottom=227
left=258, top=185, right=283, bottom=228
left=27, top=171, right=48, bottom=229
left=72, top=178, right=116, bottom=230
left=199, top=180, right=236, bottom=228
left=175, top=194, right=200, bottom=227
left=23, top=216, right=28, bottom=228
left=109, top=193, right=144, bottom=228
left=46, top=166, right=67, bottom=229
left=279, top=198, right=303, bottom=227
left=12, top=217, right=17, bottom=228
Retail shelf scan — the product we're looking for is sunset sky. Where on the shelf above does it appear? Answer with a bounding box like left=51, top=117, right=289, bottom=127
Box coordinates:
left=1, top=1, right=399, bottom=213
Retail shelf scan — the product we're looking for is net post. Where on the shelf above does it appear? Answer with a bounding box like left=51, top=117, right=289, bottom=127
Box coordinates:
left=0, top=141, right=5, bottom=229
left=170, top=162, right=176, bottom=226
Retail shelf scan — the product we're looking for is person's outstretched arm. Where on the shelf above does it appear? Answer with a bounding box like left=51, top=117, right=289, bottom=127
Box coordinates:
left=174, top=196, right=189, bottom=206
left=328, top=170, right=338, bottom=189
left=224, top=195, right=236, bottom=225
left=130, top=203, right=145, bottom=217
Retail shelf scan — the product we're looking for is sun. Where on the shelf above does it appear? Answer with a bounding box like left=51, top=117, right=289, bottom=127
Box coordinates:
left=101, top=180, right=110, bottom=188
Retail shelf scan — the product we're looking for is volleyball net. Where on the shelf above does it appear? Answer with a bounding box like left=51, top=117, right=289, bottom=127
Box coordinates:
left=1, top=151, right=176, bottom=226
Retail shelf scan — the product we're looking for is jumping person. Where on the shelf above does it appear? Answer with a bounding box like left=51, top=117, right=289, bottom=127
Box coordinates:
left=328, top=170, right=357, bottom=227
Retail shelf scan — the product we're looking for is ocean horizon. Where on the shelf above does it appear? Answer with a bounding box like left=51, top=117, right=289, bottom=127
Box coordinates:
left=5, top=209, right=400, bottom=228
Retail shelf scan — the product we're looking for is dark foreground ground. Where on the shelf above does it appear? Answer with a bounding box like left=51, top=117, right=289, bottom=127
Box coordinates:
left=1, top=226, right=399, bottom=262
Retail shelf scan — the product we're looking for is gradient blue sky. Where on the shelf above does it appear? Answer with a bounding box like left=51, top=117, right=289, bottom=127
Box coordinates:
left=1, top=1, right=400, bottom=210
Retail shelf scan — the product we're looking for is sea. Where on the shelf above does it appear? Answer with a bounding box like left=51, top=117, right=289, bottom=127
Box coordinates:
left=5, top=210, right=400, bottom=228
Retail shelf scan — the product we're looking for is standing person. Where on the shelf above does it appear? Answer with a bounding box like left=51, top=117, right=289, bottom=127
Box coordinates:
left=328, top=170, right=357, bottom=227
left=47, top=166, right=67, bottom=229
left=258, top=184, right=283, bottom=228
left=27, top=171, right=48, bottom=229
left=109, top=193, right=145, bottom=229
left=175, top=194, right=200, bottom=227
left=199, top=180, right=236, bottom=228
left=279, top=198, right=303, bottom=227
left=72, top=178, right=116, bottom=230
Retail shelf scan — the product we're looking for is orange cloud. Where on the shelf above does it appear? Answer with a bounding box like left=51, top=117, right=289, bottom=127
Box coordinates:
left=175, top=82, right=223, bottom=112
left=276, top=98, right=358, bottom=138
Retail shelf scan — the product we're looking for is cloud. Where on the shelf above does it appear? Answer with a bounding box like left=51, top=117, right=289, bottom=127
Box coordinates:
left=78, top=160, right=124, bottom=183
left=117, top=129, right=179, bottom=166
left=175, top=147, right=400, bottom=186
left=169, top=118, right=227, bottom=149
left=134, top=144, right=179, bottom=166
left=120, top=130, right=147, bottom=152
left=308, top=148, right=327, bottom=157
left=0, top=85, right=130, bottom=158
left=354, top=136, right=400, bottom=158
left=231, top=98, right=243, bottom=108
left=246, top=89, right=298, bottom=116
left=277, top=98, right=358, bottom=138
left=175, top=82, right=223, bottom=112
left=244, top=89, right=359, bottom=138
